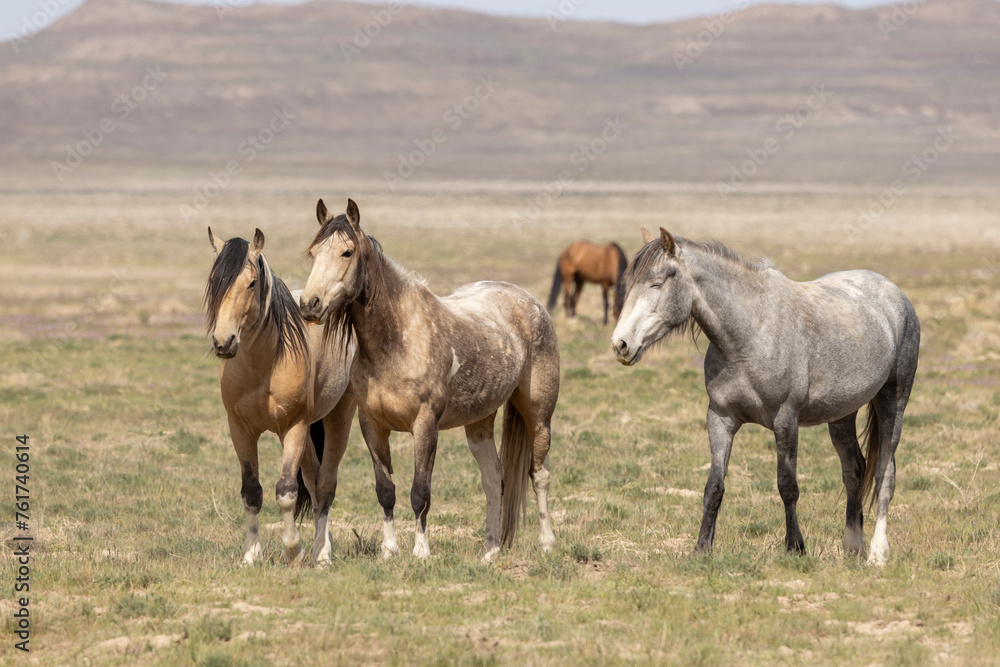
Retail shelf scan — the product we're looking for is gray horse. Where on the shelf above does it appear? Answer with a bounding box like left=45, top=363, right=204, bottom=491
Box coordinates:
left=611, top=228, right=919, bottom=565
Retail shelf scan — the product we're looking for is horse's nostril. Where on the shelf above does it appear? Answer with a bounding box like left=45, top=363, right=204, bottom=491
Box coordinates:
left=226, top=335, right=236, bottom=348
left=617, top=340, right=628, bottom=354
left=309, top=296, right=320, bottom=310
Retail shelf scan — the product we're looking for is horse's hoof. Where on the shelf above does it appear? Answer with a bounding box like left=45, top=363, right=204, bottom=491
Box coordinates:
left=241, top=542, right=263, bottom=566
left=413, top=534, right=431, bottom=559
left=539, top=531, right=556, bottom=552
left=283, top=545, right=304, bottom=566
left=866, top=549, right=889, bottom=567
left=382, top=542, right=400, bottom=559
left=481, top=544, right=501, bottom=563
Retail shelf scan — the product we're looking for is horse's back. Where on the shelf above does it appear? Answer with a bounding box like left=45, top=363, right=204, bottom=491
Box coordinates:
left=434, top=281, right=559, bottom=427
left=801, top=270, right=917, bottom=342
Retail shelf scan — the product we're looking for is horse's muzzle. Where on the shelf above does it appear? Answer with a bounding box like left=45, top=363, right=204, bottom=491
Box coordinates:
left=299, top=295, right=328, bottom=324
left=611, top=338, right=639, bottom=366
left=213, top=334, right=239, bottom=359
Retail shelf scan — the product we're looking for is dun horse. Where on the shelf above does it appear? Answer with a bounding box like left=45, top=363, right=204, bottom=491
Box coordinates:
left=611, top=228, right=919, bottom=566
left=299, top=199, right=560, bottom=562
left=546, top=241, right=628, bottom=324
left=204, top=228, right=356, bottom=566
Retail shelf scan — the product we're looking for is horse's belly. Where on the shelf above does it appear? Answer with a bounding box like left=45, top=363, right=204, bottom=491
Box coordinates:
left=438, top=368, right=521, bottom=430
left=798, top=365, right=889, bottom=426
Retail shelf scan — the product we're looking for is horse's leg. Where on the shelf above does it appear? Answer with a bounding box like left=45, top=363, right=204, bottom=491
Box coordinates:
left=601, top=284, right=610, bottom=325
left=828, top=412, right=866, bottom=556
left=410, top=411, right=440, bottom=559
left=570, top=277, right=584, bottom=317
left=562, top=272, right=575, bottom=318
left=359, top=411, right=398, bottom=558
left=774, top=411, right=806, bottom=554
left=229, top=417, right=263, bottom=565
left=867, top=381, right=914, bottom=566
left=276, top=420, right=310, bottom=564
left=313, top=389, right=357, bottom=566
left=527, top=420, right=556, bottom=552
left=464, top=413, right=502, bottom=562
left=696, top=407, right=739, bottom=553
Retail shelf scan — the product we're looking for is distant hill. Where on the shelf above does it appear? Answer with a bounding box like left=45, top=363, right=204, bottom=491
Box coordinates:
left=1, top=0, right=998, bottom=186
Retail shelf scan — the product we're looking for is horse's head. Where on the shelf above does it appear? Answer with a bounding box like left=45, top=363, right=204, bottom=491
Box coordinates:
left=204, top=227, right=267, bottom=359
left=611, top=227, right=693, bottom=365
left=300, top=198, right=369, bottom=324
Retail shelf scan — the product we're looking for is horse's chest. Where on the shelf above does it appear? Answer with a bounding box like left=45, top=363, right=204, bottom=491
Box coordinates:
left=352, top=367, right=423, bottom=431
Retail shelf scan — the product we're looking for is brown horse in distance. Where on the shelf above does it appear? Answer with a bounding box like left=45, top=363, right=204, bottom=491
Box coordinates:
left=546, top=241, right=628, bottom=324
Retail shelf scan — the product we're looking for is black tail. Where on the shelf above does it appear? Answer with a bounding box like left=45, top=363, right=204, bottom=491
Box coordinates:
left=294, top=420, right=326, bottom=520
left=611, top=243, right=628, bottom=320
left=546, top=263, right=563, bottom=311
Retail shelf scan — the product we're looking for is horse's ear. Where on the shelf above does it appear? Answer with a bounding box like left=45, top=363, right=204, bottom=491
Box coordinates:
left=659, top=227, right=677, bottom=256
left=346, top=198, right=361, bottom=230
left=208, top=226, right=220, bottom=256
left=316, top=199, right=328, bottom=225
left=250, top=228, right=265, bottom=259
left=640, top=227, right=655, bottom=244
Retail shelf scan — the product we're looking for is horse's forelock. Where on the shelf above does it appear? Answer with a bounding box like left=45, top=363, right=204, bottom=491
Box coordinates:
left=204, top=237, right=251, bottom=333
left=623, top=240, right=666, bottom=291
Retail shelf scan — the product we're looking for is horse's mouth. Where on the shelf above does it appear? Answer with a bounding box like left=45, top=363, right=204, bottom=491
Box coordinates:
left=214, top=348, right=238, bottom=359
left=300, top=307, right=328, bottom=325
left=612, top=343, right=643, bottom=366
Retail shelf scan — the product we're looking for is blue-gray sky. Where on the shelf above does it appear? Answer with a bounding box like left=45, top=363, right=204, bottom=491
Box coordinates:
left=3, top=0, right=892, bottom=42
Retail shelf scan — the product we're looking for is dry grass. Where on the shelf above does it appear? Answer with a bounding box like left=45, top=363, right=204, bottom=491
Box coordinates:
left=0, top=176, right=998, bottom=665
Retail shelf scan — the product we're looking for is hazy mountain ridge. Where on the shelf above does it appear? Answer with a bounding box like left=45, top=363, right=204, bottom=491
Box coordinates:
left=1, top=0, right=998, bottom=185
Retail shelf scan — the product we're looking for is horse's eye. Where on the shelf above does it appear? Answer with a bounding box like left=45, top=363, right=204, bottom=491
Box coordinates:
left=248, top=279, right=256, bottom=289
left=651, top=282, right=664, bottom=289
left=341, top=249, right=354, bottom=258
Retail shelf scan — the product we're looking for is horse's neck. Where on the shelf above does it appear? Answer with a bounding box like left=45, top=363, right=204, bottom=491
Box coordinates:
left=350, top=258, right=417, bottom=363
left=236, top=316, right=281, bottom=372
left=687, top=250, right=769, bottom=356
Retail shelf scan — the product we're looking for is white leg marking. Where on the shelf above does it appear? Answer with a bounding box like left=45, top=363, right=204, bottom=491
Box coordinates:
left=312, top=511, right=333, bottom=567
left=867, top=516, right=889, bottom=566
left=413, top=526, right=431, bottom=559
left=242, top=509, right=263, bottom=566
left=468, top=437, right=503, bottom=561
left=382, top=517, right=400, bottom=558
left=533, top=460, right=556, bottom=552
left=276, top=492, right=303, bottom=565
left=843, top=523, right=865, bottom=555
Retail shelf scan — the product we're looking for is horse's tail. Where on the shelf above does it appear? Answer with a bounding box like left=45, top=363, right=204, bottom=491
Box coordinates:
left=546, top=263, right=563, bottom=311
left=611, top=243, right=628, bottom=319
left=859, top=400, right=881, bottom=511
left=500, top=399, right=531, bottom=549
left=294, top=420, right=326, bottom=520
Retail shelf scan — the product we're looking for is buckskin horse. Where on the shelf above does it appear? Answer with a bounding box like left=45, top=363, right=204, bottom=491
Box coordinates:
left=204, top=228, right=356, bottom=566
